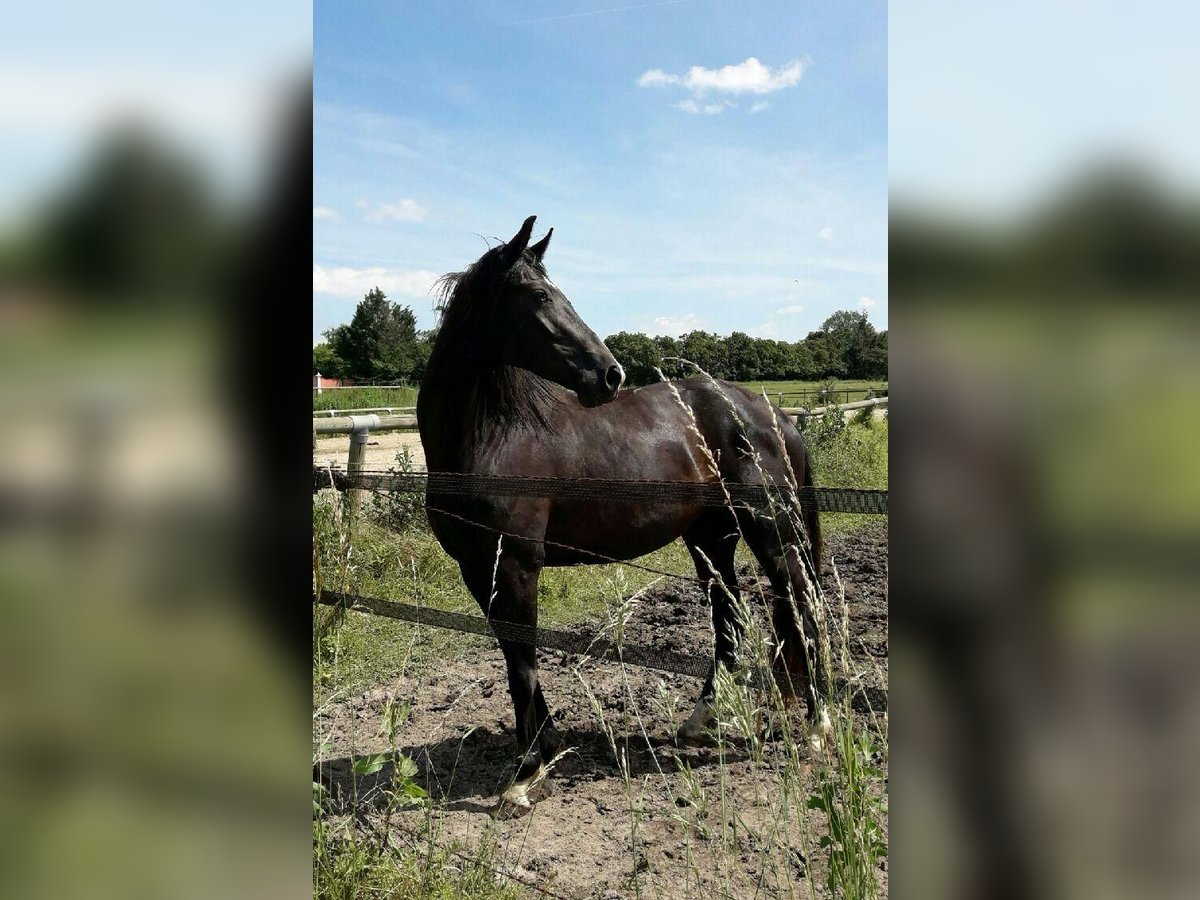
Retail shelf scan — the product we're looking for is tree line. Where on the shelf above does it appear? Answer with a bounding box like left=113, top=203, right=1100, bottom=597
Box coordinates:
left=313, top=289, right=888, bottom=385
left=604, top=310, right=887, bottom=386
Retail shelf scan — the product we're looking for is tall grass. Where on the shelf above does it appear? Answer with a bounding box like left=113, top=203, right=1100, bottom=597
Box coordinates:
left=313, top=385, right=419, bottom=412
left=805, top=409, right=888, bottom=538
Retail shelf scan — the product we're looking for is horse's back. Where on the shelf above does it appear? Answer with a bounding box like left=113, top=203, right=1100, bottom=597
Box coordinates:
left=624, top=377, right=810, bottom=479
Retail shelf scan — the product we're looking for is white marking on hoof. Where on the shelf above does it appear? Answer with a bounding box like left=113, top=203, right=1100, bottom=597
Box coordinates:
left=677, top=697, right=716, bottom=745
left=493, top=765, right=548, bottom=819
left=808, top=706, right=834, bottom=753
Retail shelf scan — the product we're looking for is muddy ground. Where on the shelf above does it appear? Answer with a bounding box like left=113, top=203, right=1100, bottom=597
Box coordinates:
left=315, top=522, right=888, bottom=898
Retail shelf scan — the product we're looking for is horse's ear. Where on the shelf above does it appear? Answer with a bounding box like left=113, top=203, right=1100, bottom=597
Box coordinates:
left=501, top=216, right=537, bottom=267
left=530, top=227, right=553, bottom=262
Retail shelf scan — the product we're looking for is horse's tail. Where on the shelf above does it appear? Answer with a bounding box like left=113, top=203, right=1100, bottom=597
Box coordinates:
left=800, top=445, right=823, bottom=574
left=781, top=416, right=822, bottom=572
left=768, top=416, right=826, bottom=702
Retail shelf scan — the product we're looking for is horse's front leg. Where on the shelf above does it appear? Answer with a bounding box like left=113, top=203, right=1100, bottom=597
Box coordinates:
left=462, top=551, right=557, bottom=817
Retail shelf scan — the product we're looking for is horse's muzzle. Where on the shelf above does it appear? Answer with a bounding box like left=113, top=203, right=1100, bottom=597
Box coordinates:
left=579, top=363, right=623, bottom=407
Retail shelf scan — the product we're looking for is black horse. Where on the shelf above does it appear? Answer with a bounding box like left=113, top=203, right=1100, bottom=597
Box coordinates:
left=417, top=217, right=827, bottom=814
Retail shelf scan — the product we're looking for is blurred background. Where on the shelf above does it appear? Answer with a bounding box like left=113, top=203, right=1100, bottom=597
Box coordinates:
left=890, top=2, right=1200, bottom=899
left=0, top=3, right=311, bottom=898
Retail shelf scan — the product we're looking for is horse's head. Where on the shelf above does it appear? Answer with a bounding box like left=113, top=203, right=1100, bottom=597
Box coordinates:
left=486, top=216, right=624, bottom=408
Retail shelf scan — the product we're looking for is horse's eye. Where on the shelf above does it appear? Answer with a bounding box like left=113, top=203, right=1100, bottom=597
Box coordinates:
left=534, top=289, right=549, bottom=302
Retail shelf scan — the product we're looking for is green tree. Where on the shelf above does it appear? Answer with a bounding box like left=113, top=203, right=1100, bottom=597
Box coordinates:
left=787, top=340, right=816, bottom=379
left=410, top=329, right=438, bottom=381
left=856, top=329, right=888, bottom=379
left=678, top=330, right=727, bottom=378
left=803, top=330, right=846, bottom=379
left=725, top=331, right=761, bottom=381
left=324, top=288, right=420, bottom=382
left=757, top=339, right=794, bottom=380
left=604, top=331, right=662, bottom=386
left=312, top=342, right=346, bottom=378
left=653, top=335, right=682, bottom=378
left=821, top=310, right=885, bottom=379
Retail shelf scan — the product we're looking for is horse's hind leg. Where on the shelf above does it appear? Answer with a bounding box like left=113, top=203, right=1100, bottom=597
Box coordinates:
left=678, top=516, right=741, bottom=744
left=737, top=504, right=832, bottom=740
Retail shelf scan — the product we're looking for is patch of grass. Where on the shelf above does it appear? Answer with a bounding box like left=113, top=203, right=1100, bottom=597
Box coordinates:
left=736, top=379, right=887, bottom=406
left=535, top=542, right=694, bottom=624
left=314, top=820, right=527, bottom=900
left=314, top=385, right=419, bottom=412
left=313, top=492, right=488, bottom=706
left=806, top=417, right=888, bottom=537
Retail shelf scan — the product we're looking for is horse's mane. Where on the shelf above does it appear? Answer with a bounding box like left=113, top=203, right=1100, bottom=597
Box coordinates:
left=429, top=242, right=562, bottom=452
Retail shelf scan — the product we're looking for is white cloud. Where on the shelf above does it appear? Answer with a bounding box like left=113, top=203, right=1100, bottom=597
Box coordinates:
left=638, top=57, right=810, bottom=111
left=817, top=226, right=834, bottom=241
left=637, top=69, right=676, bottom=88
left=776, top=304, right=805, bottom=315
left=313, top=206, right=341, bottom=222
left=652, top=313, right=702, bottom=333
left=313, top=264, right=440, bottom=299
left=750, top=322, right=779, bottom=338
left=859, top=296, right=877, bottom=308
left=750, top=100, right=770, bottom=113
left=356, top=198, right=428, bottom=223
left=676, top=99, right=730, bottom=115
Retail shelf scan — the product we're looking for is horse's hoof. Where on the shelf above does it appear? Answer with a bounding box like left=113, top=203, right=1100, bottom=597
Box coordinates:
left=808, top=707, right=834, bottom=753
left=492, top=766, right=549, bottom=819
left=675, top=697, right=716, bottom=747
left=493, top=790, right=534, bottom=820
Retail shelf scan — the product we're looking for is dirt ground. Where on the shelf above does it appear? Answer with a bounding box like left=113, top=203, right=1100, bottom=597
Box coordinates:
left=315, top=523, right=888, bottom=898
left=314, top=430, right=426, bottom=471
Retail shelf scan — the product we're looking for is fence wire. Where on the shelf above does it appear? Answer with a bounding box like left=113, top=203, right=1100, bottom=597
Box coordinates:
left=316, top=589, right=716, bottom=682
left=312, top=467, right=888, bottom=516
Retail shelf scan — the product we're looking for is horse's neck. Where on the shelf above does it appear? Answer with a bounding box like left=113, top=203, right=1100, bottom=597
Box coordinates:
left=418, top=348, right=478, bottom=471
left=419, top=344, right=557, bottom=471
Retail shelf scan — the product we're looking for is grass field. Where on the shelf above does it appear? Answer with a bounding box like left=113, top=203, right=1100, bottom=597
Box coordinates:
left=313, top=416, right=887, bottom=899
left=312, top=379, right=886, bottom=413
left=313, top=385, right=419, bottom=412
left=736, top=379, right=888, bottom=406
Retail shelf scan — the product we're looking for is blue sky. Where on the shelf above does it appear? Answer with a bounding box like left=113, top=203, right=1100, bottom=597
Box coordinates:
left=313, top=1, right=887, bottom=345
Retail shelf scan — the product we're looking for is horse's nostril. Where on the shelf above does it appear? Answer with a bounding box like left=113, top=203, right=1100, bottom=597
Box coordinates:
left=605, top=365, right=624, bottom=392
